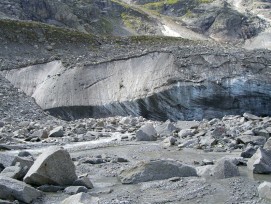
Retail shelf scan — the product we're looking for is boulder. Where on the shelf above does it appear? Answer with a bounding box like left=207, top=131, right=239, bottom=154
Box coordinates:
left=247, top=148, right=271, bottom=174
left=264, top=137, right=271, bottom=151
left=49, top=126, right=64, bottom=137
left=61, top=192, right=99, bottom=204
left=241, top=146, right=257, bottom=158
left=64, top=186, right=88, bottom=195
left=136, top=123, right=157, bottom=141
left=178, top=129, right=194, bottom=138
left=24, top=146, right=77, bottom=186
left=72, top=177, right=94, bottom=189
left=118, top=160, right=197, bottom=184
left=258, top=181, right=271, bottom=200
left=237, top=135, right=266, bottom=146
left=212, top=159, right=240, bottom=179
left=162, top=136, right=177, bottom=147
left=196, top=165, right=214, bottom=178
left=243, top=113, right=261, bottom=120
left=0, top=164, right=26, bottom=180
left=155, top=121, right=176, bottom=136
left=0, top=176, right=42, bottom=203
left=200, top=135, right=217, bottom=146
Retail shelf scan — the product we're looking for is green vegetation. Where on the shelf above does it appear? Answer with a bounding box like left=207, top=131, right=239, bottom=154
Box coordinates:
left=0, top=19, right=98, bottom=45
left=143, top=0, right=179, bottom=12
left=121, top=12, right=144, bottom=31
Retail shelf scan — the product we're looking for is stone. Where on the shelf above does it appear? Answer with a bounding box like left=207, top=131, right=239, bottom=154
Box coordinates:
left=0, top=164, right=26, bottom=180
left=247, top=148, right=271, bottom=174
left=32, top=129, right=48, bottom=139
left=61, top=192, right=99, bottom=204
left=202, top=159, right=214, bottom=165
left=24, top=146, right=77, bottom=186
left=11, top=156, right=34, bottom=170
left=258, top=181, right=271, bottom=200
left=212, top=159, right=240, bottom=179
left=136, top=123, right=157, bottom=141
left=0, top=176, right=42, bottom=203
left=178, top=129, right=194, bottom=138
left=200, top=136, right=217, bottom=146
left=18, top=151, right=32, bottom=157
left=163, top=136, right=177, bottom=147
left=155, top=121, right=176, bottom=136
left=72, top=177, right=94, bottom=189
left=37, top=185, right=65, bottom=192
left=49, top=126, right=64, bottom=137
left=0, top=121, right=4, bottom=128
left=237, top=135, right=266, bottom=146
left=243, top=112, right=261, bottom=120
left=175, top=121, right=199, bottom=130
left=264, top=138, right=271, bottom=151
left=196, top=165, right=214, bottom=178
left=241, top=146, right=257, bottom=158
left=64, top=186, right=88, bottom=195
left=118, top=160, right=197, bottom=184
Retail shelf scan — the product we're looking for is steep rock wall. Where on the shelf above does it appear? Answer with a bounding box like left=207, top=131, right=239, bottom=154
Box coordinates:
left=2, top=51, right=271, bottom=121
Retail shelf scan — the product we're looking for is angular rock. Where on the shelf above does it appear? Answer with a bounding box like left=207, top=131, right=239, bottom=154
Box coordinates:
left=258, top=181, right=271, bottom=200
left=200, top=135, right=217, bottom=146
left=155, top=121, right=176, bottom=136
left=0, top=164, right=25, bottom=180
left=136, top=123, right=157, bottom=141
left=64, top=186, right=88, bottom=195
left=264, top=137, right=271, bottom=151
left=196, top=165, right=214, bottom=178
left=12, top=156, right=34, bottom=170
left=243, top=112, right=261, bottom=120
left=162, top=136, right=177, bottom=147
left=61, top=192, right=99, bottom=204
left=72, top=177, right=94, bottom=189
left=178, top=129, right=194, bottom=138
left=241, top=146, right=257, bottom=158
left=247, top=148, right=271, bottom=174
left=212, top=159, right=240, bottom=179
left=118, top=160, right=197, bottom=184
left=237, top=135, right=266, bottom=146
left=49, top=126, right=64, bottom=137
left=24, top=146, right=77, bottom=186
left=0, top=176, right=42, bottom=203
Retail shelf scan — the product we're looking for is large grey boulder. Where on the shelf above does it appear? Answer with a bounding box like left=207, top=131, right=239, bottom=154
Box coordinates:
left=61, top=192, right=99, bottom=204
left=0, top=176, right=42, bottom=203
left=118, top=160, right=197, bottom=184
left=24, top=146, right=77, bottom=186
left=49, top=126, right=64, bottom=137
left=136, top=123, right=157, bottom=141
left=212, top=159, right=240, bottom=179
left=258, top=181, right=271, bottom=200
left=247, top=148, right=271, bottom=174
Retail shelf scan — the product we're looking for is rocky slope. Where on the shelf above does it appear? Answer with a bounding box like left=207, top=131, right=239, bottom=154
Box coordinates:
left=0, top=0, right=270, bottom=48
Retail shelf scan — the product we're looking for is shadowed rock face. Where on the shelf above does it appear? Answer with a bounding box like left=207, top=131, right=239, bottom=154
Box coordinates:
left=2, top=50, right=271, bottom=121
